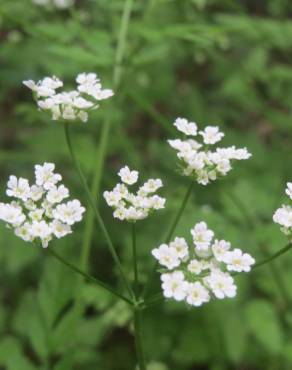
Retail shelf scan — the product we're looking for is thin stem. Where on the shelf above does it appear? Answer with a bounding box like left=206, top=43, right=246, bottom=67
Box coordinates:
left=64, top=123, right=134, bottom=299
left=80, top=118, right=111, bottom=271
left=45, top=248, right=133, bottom=305
left=133, top=308, right=147, bottom=370
left=132, top=222, right=138, bottom=294
left=142, top=181, right=194, bottom=298
left=79, top=0, right=135, bottom=272
left=165, top=181, right=194, bottom=243
left=113, top=0, right=135, bottom=87
left=251, top=243, right=292, bottom=270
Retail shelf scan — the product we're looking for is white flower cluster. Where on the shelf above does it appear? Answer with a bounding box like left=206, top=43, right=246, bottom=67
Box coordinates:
left=103, top=166, right=166, bottom=222
left=273, top=182, right=292, bottom=236
left=23, top=73, right=114, bottom=123
left=32, top=0, right=74, bottom=9
left=152, top=221, right=255, bottom=307
left=168, top=118, right=252, bottom=185
left=0, top=163, right=85, bottom=248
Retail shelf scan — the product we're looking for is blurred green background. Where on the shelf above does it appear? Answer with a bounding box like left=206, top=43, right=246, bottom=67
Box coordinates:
left=1, top=0, right=292, bottom=369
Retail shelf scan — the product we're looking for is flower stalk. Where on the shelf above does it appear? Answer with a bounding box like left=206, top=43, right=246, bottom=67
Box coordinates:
left=64, top=123, right=134, bottom=299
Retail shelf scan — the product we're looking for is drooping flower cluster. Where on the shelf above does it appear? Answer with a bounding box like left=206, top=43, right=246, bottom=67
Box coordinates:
left=273, top=182, right=292, bottom=236
left=0, top=163, right=85, bottom=248
left=23, top=73, right=114, bottom=123
left=103, top=166, right=166, bottom=222
left=32, top=0, right=74, bottom=9
left=152, top=221, right=255, bottom=307
left=168, top=118, right=252, bottom=185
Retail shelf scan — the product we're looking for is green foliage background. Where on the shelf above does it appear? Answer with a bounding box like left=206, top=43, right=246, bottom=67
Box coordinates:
left=1, top=0, right=292, bottom=369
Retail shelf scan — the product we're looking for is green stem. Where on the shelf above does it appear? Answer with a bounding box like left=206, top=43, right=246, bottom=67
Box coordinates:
left=64, top=123, right=134, bottom=299
left=132, top=222, right=138, bottom=294
left=250, top=243, right=292, bottom=270
left=79, top=0, right=135, bottom=272
left=80, top=118, right=111, bottom=271
left=142, top=181, right=194, bottom=298
left=133, top=308, right=147, bottom=370
left=113, top=0, right=135, bottom=87
left=45, top=248, right=133, bottom=305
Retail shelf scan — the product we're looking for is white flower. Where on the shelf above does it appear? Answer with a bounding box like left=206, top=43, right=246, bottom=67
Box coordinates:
left=118, top=166, right=139, bottom=185
left=199, top=126, right=224, bottom=144
left=205, top=271, right=237, bottom=299
left=161, top=271, right=189, bottom=301
left=53, top=199, right=85, bottom=225
left=224, top=248, right=255, bottom=272
left=187, top=259, right=203, bottom=274
left=30, top=185, right=44, bottom=201
left=113, top=207, right=127, bottom=221
left=50, top=220, right=72, bottom=238
left=47, top=185, right=69, bottom=204
left=139, top=179, right=163, bottom=194
left=147, top=195, right=166, bottom=210
left=0, top=203, right=26, bottom=226
left=6, top=176, right=30, bottom=201
left=273, top=205, right=292, bottom=228
left=186, top=282, right=210, bottom=306
left=15, top=223, right=34, bottom=242
left=169, top=237, right=189, bottom=259
left=35, top=163, right=62, bottom=190
left=29, top=220, right=52, bottom=239
left=212, top=239, right=230, bottom=262
left=103, top=191, right=123, bottom=207
left=286, top=182, right=292, bottom=200
left=191, top=221, right=214, bottom=250
left=151, top=244, right=181, bottom=269
left=174, top=118, right=197, bottom=136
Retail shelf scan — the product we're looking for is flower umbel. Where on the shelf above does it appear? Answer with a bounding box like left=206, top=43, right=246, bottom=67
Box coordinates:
left=23, top=73, right=114, bottom=123
left=168, top=117, right=251, bottom=185
left=151, top=221, right=255, bottom=307
left=103, top=166, right=166, bottom=222
left=0, top=163, right=85, bottom=248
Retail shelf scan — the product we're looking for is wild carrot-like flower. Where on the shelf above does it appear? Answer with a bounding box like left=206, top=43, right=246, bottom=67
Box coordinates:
left=151, top=221, right=255, bottom=307
left=273, top=182, right=292, bottom=236
left=0, top=163, right=85, bottom=247
left=103, top=166, right=166, bottom=222
left=168, top=118, right=251, bottom=185
left=23, top=73, right=113, bottom=122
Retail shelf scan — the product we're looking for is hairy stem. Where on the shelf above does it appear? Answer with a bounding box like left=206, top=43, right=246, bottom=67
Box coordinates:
left=133, top=308, right=147, bottom=370
left=45, top=248, right=132, bottom=305
left=64, top=123, right=134, bottom=299
left=142, top=181, right=194, bottom=298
